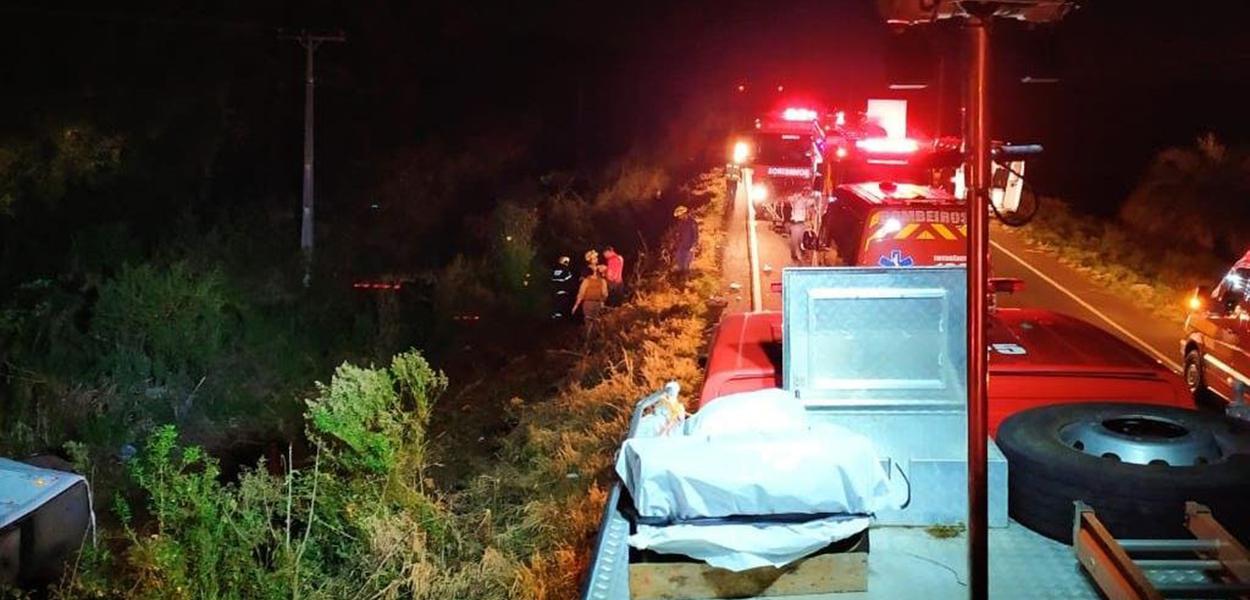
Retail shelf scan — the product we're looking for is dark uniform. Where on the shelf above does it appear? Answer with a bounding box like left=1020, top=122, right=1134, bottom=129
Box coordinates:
left=550, top=258, right=576, bottom=319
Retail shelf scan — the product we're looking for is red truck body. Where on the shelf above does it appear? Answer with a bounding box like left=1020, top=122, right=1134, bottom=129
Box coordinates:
left=704, top=180, right=1191, bottom=434
left=700, top=307, right=1190, bottom=436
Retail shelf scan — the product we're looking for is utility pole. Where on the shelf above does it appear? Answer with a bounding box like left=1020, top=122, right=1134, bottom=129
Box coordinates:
left=964, top=13, right=991, bottom=599
left=279, top=29, right=345, bottom=287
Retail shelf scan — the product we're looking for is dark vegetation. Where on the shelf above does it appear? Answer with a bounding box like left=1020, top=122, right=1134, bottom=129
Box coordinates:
left=1019, top=133, right=1250, bottom=321
left=0, top=4, right=733, bottom=597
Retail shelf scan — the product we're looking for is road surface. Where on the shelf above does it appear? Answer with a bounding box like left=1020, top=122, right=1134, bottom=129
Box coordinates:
left=990, top=225, right=1183, bottom=373
left=721, top=169, right=1184, bottom=373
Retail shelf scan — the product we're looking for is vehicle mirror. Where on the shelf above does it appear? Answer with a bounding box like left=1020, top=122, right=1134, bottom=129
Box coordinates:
left=989, top=277, right=1025, bottom=294
left=1188, top=285, right=1211, bottom=313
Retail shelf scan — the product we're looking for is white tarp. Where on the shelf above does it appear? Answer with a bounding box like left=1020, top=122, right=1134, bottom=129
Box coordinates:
left=617, top=386, right=897, bottom=570
left=681, top=388, right=806, bottom=437
left=617, top=423, right=894, bottom=522
left=630, top=515, right=871, bottom=571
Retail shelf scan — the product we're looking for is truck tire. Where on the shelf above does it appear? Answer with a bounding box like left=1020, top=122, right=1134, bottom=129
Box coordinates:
left=997, top=403, right=1250, bottom=544
left=1184, top=347, right=1219, bottom=407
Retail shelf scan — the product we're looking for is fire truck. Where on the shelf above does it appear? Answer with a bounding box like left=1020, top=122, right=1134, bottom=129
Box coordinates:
left=737, top=108, right=825, bottom=227
left=586, top=4, right=1250, bottom=597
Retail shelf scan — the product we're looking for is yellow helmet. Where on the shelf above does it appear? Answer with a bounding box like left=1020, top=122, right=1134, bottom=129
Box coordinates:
left=673, top=205, right=689, bottom=217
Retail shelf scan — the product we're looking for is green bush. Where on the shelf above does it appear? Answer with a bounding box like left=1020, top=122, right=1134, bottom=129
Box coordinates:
left=61, top=349, right=455, bottom=599
left=91, top=262, right=235, bottom=395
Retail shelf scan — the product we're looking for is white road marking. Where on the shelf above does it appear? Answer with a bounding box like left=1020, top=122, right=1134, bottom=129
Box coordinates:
left=991, top=239, right=1183, bottom=372
left=743, top=168, right=763, bottom=312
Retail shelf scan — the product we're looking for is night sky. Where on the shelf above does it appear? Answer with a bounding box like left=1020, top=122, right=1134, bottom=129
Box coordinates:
left=2, top=1, right=1249, bottom=215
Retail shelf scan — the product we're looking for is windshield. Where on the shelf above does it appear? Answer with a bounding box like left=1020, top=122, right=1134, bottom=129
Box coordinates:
left=756, top=136, right=812, bottom=166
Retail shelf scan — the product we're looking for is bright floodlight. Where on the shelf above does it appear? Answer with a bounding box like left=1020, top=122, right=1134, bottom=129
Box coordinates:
left=782, top=108, right=817, bottom=122
left=732, top=141, right=750, bottom=164
left=856, top=137, right=921, bottom=154
left=750, top=184, right=769, bottom=202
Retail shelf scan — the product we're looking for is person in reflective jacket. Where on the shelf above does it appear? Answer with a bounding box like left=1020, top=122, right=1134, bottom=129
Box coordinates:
left=550, top=256, right=575, bottom=319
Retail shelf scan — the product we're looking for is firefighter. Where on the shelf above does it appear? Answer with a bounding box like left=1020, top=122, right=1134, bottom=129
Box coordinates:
left=673, top=205, right=698, bottom=274
left=584, top=249, right=600, bottom=278
left=787, top=191, right=814, bottom=263
left=550, top=256, right=575, bottom=319
left=573, top=264, right=610, bottom=336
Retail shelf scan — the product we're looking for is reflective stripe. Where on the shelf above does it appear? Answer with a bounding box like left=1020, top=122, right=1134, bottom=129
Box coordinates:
left=1203, top=353, right=1250, bottom=386
left=932, top=223, right=960, bottom=240
left=894, top=223, right=920, bottom=240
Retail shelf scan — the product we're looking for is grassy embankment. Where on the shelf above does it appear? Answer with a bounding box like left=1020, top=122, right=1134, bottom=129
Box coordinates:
left=461, top=169, right=727, bottom=598
left=39, top=169, right=727, bottom=600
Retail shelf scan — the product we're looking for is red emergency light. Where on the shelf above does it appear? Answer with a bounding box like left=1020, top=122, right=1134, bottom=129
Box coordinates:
left=855, top=137, right=921, bottom=154
left=782, top=107, right=818, bottom=122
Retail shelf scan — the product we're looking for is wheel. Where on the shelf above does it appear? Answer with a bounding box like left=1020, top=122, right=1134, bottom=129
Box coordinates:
left=997, top=403, right=1250, bottom=544
left=1184, top=347, right=1219, bottom=406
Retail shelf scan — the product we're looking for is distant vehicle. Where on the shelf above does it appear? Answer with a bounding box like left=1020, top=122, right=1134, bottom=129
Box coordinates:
left=738, top=107, right=825, bottom=224
left=1183, top=252, right=1250, bottom=403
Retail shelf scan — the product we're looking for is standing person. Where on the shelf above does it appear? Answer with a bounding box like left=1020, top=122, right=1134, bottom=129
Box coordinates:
left=673, top=205, right=698, bottom=275
left=787, top=191, right=814, bottom=264
left=572, top=264, right=609, bottom=337
left=603, top=246, right=625, bottom=304
left=583, top=249, right=600, bottom=277
left=550, top=256, right=575, bottom=319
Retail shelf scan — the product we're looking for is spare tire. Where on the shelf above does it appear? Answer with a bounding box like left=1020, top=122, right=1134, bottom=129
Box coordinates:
left=997, top=403, right=1250, bottom=544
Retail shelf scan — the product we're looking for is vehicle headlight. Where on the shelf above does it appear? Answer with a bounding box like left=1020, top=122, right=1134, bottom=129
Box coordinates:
left=750, top=184, right=769, bottom=202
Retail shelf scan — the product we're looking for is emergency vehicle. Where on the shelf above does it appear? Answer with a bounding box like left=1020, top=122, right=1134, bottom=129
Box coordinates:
left=1183, top=250, right=1250, bottom=403
left=821, top=181, right=967, bottom=267
left=740, top=107, right=824, bottom=221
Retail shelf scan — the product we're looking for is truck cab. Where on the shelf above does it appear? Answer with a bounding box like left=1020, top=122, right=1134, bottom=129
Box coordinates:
left=1183, top=252, right=1250, bottom=402
left=744, top=108, right=824, bottom=210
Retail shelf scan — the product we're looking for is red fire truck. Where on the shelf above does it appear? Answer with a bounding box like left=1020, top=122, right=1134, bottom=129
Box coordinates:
left=740, top=108, right=825, bottom=225
left=701, top=179, right=1191, bottom=435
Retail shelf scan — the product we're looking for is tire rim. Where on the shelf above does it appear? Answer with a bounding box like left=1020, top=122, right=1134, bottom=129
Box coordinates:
left=1058, top=413, right=1224, bottom=466
left=1185, top=358, right=1202, bottom=392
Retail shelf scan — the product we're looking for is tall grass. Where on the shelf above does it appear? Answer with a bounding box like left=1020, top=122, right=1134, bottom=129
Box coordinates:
left=446, top=169, right=727, bottom=599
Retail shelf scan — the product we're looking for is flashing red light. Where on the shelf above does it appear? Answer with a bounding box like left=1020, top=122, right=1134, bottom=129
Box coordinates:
left=835, top=111, right=846, bottom=127
left=737, top=84, right=746, bottom=92
left=855, top=137, right=921, bottom=154
left=781, top=107, right=818, bottom=122
left=835, top=146, right=848, bottom=159
left=776, top=85, right=784, bottom=92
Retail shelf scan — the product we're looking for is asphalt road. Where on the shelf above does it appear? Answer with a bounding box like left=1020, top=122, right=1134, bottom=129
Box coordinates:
left=721, top=170, right=1185, bottom=373
left=990, top=225, right=1184, bottom=373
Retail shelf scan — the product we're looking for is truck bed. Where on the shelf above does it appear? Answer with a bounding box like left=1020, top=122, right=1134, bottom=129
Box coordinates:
left=583, top=486, right=1210, bottom=600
